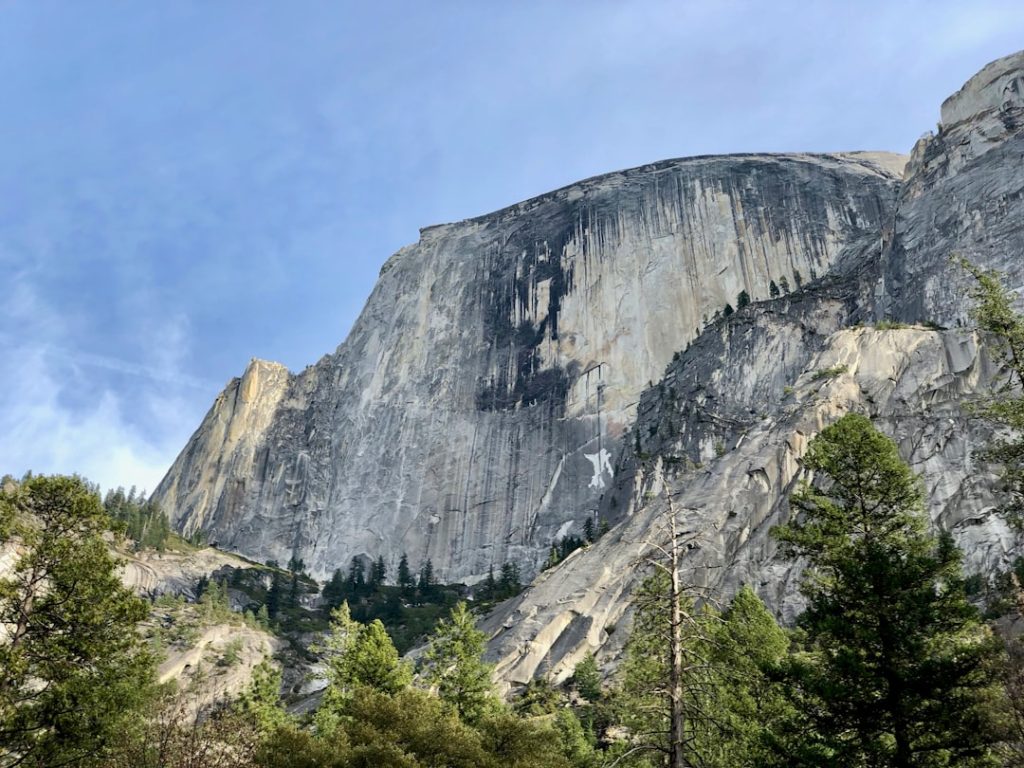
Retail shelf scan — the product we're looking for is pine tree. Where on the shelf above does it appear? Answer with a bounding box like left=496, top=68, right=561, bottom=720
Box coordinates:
left=313, top=601, right=362, bottom=736
left=256, top=603, right=270, bottom=629
left=418, top=558, right=435, bottom=601
left=347, top=556, right=365, bottom=595
left=771, top=413, right=1003, bottom=766
left=346, top=620, right=411, bottom=694
left=322, top=567, right=346, bottom=607
left=266, top=572, right=283, bottom=619
left=397, top=553, right=413, bottom=594
left=372, top=555, right=387, bottom=587
left=237, top=659, right=290, bottom=735
left=424, top=602, right=497, bottom=724
left=737, top=289, right=751, bottom=309
left=0, top=475, right=157, bottom=766
left=573, top=652, right=602, bottom=703
left=960, top=258, right=1024, bottom=528
left=583, top=516, right=596, bottom=543
left=769, top=279, right=780, bottom=298
left=499, top=562, right=521, bottom=596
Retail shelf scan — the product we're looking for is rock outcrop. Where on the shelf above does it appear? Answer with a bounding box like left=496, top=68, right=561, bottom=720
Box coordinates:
left=154, top=153, right=903, bottom=583
left=153, top=50, right=1024, bottom=688
left=483, top=49, right=1024, bottom=686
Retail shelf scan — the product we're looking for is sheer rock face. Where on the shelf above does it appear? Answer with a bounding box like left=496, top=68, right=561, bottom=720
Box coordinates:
left=153, top=153, right=902, bottom=583
left=154, top=51, right=1024, bottom=689
left=483, top=51, right=1024, bottom=687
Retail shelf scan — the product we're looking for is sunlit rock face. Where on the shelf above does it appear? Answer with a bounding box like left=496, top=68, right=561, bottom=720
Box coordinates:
left=153, top=151, right=903, bottom=582
left=483, top=50, right=1024, bottom=688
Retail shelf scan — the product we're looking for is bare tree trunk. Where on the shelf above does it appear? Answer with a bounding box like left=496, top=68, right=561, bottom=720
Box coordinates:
left=668, top=507, right=686, bottom=768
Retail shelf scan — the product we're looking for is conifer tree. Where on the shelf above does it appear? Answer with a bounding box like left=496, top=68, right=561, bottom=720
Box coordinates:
left=372, top=555, right=387, bottom=587
left=347, top=556, right=365, bottom=596
left=397, top=553, right=413, bottom=595
left=0, top=475, right=156, bottom=766
left=573, top=652, right=602, bottom=704
left=771, top=413, right=1003, bottom=767
left=960, top=258, right=1024, bottom=528
left=314, top=601, right=362, bottom=736
left=424, top=602, right=497, bottom=724
left=345, top=619, right=411, bottom=695
left=237, top=659, right=290, bottom=735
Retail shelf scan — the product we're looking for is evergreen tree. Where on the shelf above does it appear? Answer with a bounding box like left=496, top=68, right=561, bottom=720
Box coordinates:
left=704, top=586, right=792, bottom=768
left=737, top=289, right=751, bottom=309
left=322, top=567, right=346, bottom=608
left=372, top=555, right=387, bottom=587
left=573, top=652, right=602, bottom=704
left=583, top=516, right=596, bottom=544
left=616, top=570, right=720, bottom=767
left=960, top=258, right=1024, bottom=528
left=418, top=558, right=435, bottom=601
left=345, top=619, right=411, bottom=694
left=424, top=602, right=497, bottom=724
left=769, top=279, right=780, bottom=298
left=237, top=659, right=290, bottom=735
left=771, top=413, right=1003, bottom=767
left=500, top=561, right=521, bottom=595
left=347, top=556, right=365, bottom=596
left=314, top=602, right=362, bottom=736
left=0, top=475, right=157, bottom=766
left=397, top=553, right=414, bottom=594
left=266, top=572, right=284, bottom=619
left=779, top=275, right=791, bottom=294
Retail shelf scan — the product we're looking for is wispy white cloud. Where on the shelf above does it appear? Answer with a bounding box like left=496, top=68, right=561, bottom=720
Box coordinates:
left=0, top=273, right=210, bottom=493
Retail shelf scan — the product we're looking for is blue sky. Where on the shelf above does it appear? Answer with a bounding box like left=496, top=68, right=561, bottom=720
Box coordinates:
left=2, top=1, right=1023, bottom=493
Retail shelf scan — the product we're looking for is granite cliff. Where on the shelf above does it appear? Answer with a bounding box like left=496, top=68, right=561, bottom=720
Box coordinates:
left=154, top=50, right=1024, bottom=685
left=154, top=152, right=903, bottom=582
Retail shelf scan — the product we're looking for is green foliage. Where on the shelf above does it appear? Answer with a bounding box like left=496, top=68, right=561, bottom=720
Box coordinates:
left=237, top=659, right=291, bottom=735
left=614, top=572, right=736, bottom=767
left=103, top=485, right=172, bottom=550
left=810, top=364, right=848, bottom=381
left=476, top=562, right=523, bottom=603
left=0, top=475, right=157, bottom=767
left=960, top=258, right=1024, bottom=529
left=737, top=289, right=751, bottom=309
left=257, top=724, right=350, bottom=768
left=423, top=602, right=498, bottom=724
left=545, top=536, right=586, bottom=570
left=315, top=605, right=411, bottom=736
left=769, top=279, right=780, bottom=298
left=770, top=413, right=1004, bottom=766
left=874, top=319, right=910, bottom=330
left=513, top=677, right=562, bottom=717
left=572, top=653, right=602, bottom=703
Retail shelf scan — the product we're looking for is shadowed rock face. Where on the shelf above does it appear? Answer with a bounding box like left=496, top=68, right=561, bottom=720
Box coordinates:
left=154, top=152, right=902, bottom=582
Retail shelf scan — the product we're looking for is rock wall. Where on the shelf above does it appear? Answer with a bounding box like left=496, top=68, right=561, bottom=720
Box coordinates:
left=483, top=50, right=1024, bottom=688
left=154, top=153, right=902, bottom=582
